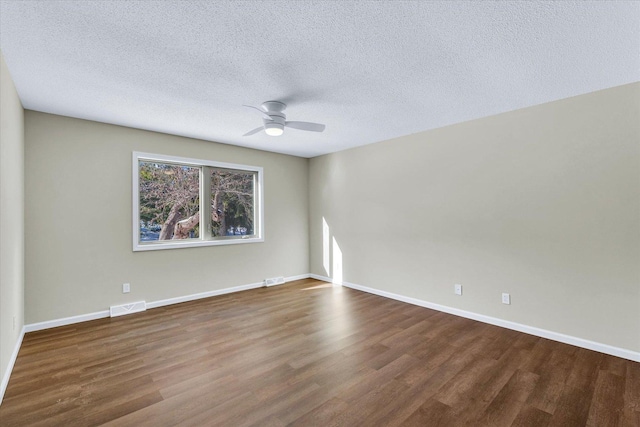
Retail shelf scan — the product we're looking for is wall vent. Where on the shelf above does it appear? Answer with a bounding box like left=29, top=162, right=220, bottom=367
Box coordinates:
left=264, top=277, right=285, bottom=287
left=110, top=301, right=146, bottom=317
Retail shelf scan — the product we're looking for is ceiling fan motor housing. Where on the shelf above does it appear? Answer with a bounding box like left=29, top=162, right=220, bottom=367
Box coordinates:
left=261, top=101, right=286, bottom=113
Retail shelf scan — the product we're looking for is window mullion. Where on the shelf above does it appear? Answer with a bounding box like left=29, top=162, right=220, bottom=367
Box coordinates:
left=201, top=166, right=212, bottom=240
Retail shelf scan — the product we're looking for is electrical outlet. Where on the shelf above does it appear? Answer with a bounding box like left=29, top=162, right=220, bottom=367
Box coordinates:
left=123, top=283, right=131, bottom=293
left=502, top=293, right=511, bottom=305
left=454, top=284, right=462, bottom=296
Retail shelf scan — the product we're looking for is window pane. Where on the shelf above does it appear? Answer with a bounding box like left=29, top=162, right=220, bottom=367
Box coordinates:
left=139, top=161, right=200, bottom=241
left=210, top=168, right=256, bottom=237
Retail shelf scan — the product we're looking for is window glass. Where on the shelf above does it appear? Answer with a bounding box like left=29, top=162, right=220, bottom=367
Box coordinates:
left=139, top=162, right=200, bottom=241
left=211, top=168, right=256, bottom=238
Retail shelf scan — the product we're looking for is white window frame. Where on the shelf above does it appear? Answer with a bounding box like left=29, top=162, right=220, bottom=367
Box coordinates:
left=133, top=152, right=264, bottom=251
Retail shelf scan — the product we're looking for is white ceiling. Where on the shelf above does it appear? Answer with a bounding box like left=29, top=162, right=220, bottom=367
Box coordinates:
left=1, top=1, right=638, bottom=158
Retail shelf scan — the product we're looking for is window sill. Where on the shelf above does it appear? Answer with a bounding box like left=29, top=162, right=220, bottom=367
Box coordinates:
left=133, top=236, right=264, bottom=252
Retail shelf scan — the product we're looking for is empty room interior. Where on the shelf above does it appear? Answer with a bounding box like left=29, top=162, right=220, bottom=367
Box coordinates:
left=0, top=1, right=639, bottom=426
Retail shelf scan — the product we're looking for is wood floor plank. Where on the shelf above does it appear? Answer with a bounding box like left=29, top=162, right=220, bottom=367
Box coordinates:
left=369, top=349, right=481, bottom=426
left=525, top=345, right=576, bottom=414
left=0, top=279, right=637, bottom=427
left=401, top=398, right=458, bottom=427
left=434, top=355, right=498, bottom=407
left=511, top=404, right=552, bottom=427
left=622, top=361, right=640, bottom=427
left=286, top=396, right=348, bottom=427
left=586, top=370, right=625, bottom=426
left=475, top=369, right=539, bottom=426
left=452, top=347, right=533, bottom=422
left=547, top=384, right=595, bottom=427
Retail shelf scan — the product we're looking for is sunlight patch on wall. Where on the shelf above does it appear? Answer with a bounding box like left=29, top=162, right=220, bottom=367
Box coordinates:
left=332, top=236, right=343, bottom=285
left=322, top=217, right=330, bottom=276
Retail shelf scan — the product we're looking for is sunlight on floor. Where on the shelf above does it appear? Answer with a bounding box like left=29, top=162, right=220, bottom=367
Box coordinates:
left=301, top=283, right=339, bottom=291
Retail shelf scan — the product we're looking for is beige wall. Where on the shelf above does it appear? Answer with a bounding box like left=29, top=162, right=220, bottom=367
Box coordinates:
left=310, top=83, right=640, bottom=353
left=0, top=51, right=25, bottom=390
left=25, top=112, right=309, bottom=323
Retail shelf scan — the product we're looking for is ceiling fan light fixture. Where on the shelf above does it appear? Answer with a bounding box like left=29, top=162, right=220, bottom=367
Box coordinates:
left=264, top=122, right=284, bottom=136
left=243, top=101, right=324, bottom=137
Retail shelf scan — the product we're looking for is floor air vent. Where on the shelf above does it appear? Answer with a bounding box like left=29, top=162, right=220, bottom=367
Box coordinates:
left=264, top=277, right=285, bottom=287
left=110, top=301, right=146, bottom=317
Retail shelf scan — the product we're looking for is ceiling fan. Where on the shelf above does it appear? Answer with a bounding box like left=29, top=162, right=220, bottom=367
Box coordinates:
left=242, top=101, right=325, bottom=137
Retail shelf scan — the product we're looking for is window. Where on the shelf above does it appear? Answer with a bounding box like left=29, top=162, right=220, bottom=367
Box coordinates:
left=133, top=152, right=263, bottom=251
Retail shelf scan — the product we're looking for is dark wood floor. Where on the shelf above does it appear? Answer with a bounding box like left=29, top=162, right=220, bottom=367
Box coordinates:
left=1, top=279, right=638, bottom=426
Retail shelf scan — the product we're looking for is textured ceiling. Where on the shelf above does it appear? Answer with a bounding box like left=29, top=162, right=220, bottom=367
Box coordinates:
left=1, top=1, right=639, bottom=158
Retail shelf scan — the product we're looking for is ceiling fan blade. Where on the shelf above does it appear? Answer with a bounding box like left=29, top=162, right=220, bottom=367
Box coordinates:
left=285, top=121, right=325, bottom=132
left=243, top=126, right=264, bottom=136
left=243, top=105, right=273, bottom=121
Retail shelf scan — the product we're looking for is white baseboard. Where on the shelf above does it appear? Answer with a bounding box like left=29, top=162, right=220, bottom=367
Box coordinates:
left=342, top=281, right=640, bottom=363
left=146, top=281, right=264, bottom=309
left=285, top=274, right=312, bottom=282
left=309, top=273, right=333, bottom=283
left=24, top=310, right=110, bottom=333
left=1, top=327, right=25, bottom=404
